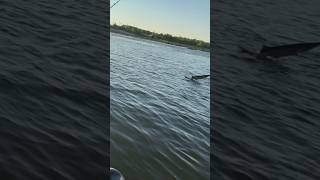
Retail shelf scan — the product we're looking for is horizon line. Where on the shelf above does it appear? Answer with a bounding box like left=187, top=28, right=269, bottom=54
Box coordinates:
left=110, top=23, right=210, bottom=43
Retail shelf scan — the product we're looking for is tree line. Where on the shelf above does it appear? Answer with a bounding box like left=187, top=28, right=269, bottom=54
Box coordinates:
left=111, top=24, right=210, bottom=50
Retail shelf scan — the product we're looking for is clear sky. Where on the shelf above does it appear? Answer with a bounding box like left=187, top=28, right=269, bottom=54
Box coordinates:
left=110, top=0, right=210, bottom=42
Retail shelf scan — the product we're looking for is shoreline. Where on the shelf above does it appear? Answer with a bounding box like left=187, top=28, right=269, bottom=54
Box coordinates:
left=110, top=27, right=210, bottom=52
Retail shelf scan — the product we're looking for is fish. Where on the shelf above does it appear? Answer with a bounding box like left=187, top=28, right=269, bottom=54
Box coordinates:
left=257, top=42, right=320, bottom=59
left=188, top=75, right=210, bottom=80
left=241, top=42, right=320, bottom=60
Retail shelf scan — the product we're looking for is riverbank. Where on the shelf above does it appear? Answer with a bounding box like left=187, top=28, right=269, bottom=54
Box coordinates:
left=110, top=24, right=210, bottom=52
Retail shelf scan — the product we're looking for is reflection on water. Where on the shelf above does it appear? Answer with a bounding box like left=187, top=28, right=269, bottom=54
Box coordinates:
left=111, top=33, right=210, bottom=180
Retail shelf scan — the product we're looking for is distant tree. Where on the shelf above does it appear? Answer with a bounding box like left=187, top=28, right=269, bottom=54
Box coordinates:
left=110, top=24, right=210, bottom=50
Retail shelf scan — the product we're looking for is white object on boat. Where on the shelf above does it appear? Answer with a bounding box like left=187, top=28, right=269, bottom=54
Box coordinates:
left=110, top=168, right=125, bottom=180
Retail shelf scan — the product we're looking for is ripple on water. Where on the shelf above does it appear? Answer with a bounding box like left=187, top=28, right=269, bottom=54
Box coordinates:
left=212, top=0, right=320, bottom=179
left=111, top=33, right=210, bottom=180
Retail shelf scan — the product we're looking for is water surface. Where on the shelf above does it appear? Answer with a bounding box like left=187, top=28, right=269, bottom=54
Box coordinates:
left=0, top=1, right=108, bottom=179
left=212, top=0, right=320, bottom=179
left=111, top=32, right=210, bottom=180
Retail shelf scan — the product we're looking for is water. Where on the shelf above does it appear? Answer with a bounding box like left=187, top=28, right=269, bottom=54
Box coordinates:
left=0, top=1, right=108, bottom=179
left=110, top=33, right=210, bottom=180
left=212, top=0, right=320, bottom=179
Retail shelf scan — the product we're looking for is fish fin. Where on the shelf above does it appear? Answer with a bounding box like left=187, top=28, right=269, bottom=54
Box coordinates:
left=262, top=45, right=271, bottom=50
left=260, top=45, right=272, bottom=54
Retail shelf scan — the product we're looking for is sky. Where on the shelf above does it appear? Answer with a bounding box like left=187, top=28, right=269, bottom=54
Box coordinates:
left=110, top=0, right=210, bottom=42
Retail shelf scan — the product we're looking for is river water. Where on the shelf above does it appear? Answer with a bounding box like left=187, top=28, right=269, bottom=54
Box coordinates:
left=111, top=32, right=210, bottom=180
left=212, top=0, right=320, bottom=179
left=0, top=1, right=108, bottom=179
